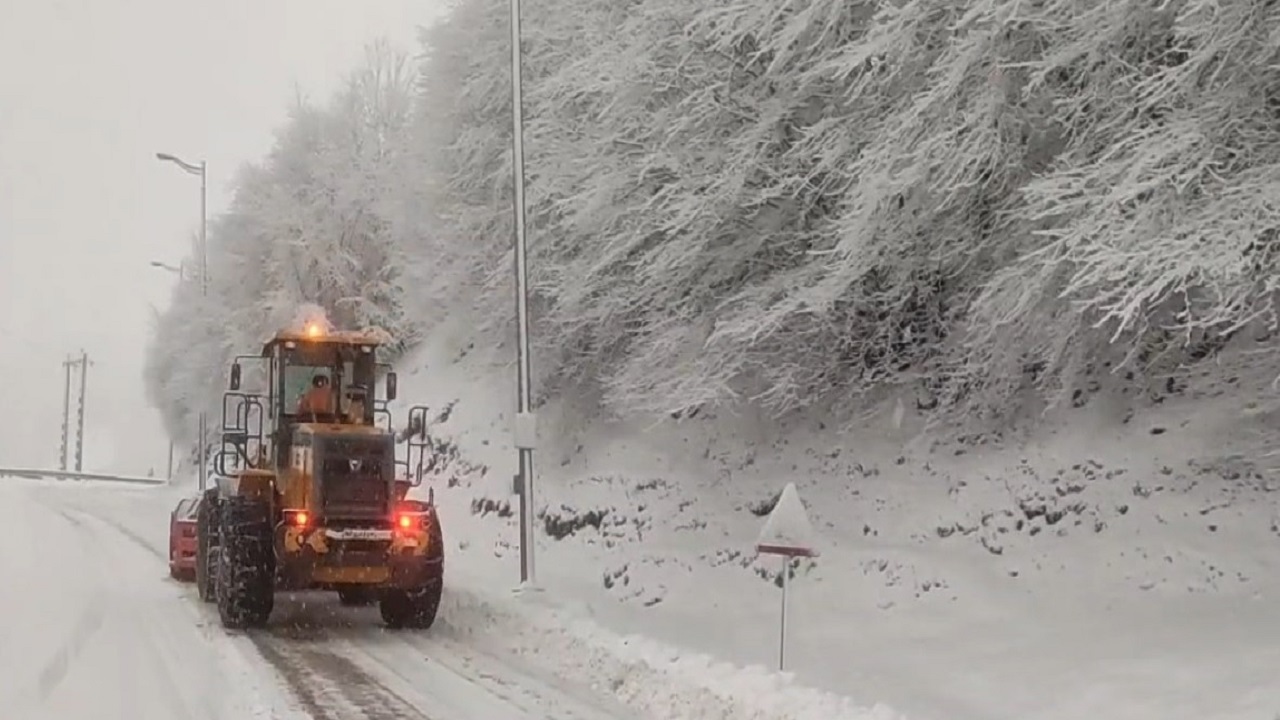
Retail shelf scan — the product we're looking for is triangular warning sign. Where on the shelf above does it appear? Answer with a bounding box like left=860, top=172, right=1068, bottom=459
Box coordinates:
left=755, top=482, right=818, bottom=557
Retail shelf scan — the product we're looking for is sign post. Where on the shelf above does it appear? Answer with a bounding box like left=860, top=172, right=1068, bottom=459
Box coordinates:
left=754, top=481, right=818, bottom=672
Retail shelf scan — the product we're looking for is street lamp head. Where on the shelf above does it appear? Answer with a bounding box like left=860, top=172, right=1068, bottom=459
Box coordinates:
left=149, top=260, right=183, bottom=275
left=155, top=151, right=204, bottom=177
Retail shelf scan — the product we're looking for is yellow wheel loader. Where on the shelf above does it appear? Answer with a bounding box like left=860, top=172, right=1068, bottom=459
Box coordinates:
left=194, top=322, right=441, bottom=630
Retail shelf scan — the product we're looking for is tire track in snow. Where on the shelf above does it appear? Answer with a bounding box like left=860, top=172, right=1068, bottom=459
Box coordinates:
left=32, top=593, right=107, bottom=703
left=47, top=502, right=201, bottom=717
left=75, top=506, right=169, bottom=561
left=345, top=633, right=557, bottom=717
left=52, top=493, right=435, bottom=719
left=307, top=612, right=635, bottom=720
left=24, top=503, right=108, bottom=705
left=250, top=629, right=433, bottom=720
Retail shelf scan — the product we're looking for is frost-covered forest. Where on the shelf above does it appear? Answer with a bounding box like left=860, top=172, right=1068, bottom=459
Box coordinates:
left=146, top=0, right=1280, bottom=454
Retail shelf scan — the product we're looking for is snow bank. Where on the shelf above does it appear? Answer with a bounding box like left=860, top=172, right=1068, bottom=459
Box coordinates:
left=437, top=579, right=904, bottom=720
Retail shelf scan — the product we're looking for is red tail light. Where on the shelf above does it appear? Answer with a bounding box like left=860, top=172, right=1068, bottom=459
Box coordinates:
left=284, top=510, right=309, bottom=528
left=394, top=509, right=427, bottom=532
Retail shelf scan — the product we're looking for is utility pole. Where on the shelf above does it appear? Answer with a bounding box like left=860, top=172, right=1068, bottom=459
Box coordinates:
left=58, top=357, right=72, bottom=471
left=156, top=152, right=208, bottom=491
left=58, top=352, right=90, bottom=471
left=74, top=350, right=90, bottom=472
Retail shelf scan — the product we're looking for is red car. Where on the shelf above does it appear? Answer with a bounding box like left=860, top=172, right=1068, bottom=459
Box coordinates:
left=168, top=495, right=201, bottom=581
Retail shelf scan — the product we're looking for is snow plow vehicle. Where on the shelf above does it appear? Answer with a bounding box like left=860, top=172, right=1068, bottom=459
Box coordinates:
left=195, top=321, right=442, bottom=630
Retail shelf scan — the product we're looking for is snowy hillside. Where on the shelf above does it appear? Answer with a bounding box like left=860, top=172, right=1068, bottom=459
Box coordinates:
left=385, top=317, right=1280, bottom=720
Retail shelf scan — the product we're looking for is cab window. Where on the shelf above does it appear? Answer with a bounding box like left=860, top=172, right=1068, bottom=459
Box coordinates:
left=284, top=364, right=331, bottom=412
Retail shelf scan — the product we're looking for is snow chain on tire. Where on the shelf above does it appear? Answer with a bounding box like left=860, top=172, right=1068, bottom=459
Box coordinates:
left=379, top=510, right=445, bottom=629
left=215, top=495, right=276, bottom=629
left=379, top=580, right=443, bottom=629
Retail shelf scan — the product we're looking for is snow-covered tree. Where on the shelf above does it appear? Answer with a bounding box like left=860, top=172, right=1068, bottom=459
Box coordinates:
left=414, top=0, right=1280, bottom=423
left=145, top=42, right=422, bottom=448
left=150, top=0, right=1280, bottom=440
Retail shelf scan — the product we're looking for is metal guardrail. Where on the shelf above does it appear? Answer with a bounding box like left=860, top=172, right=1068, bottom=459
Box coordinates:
left=0, top=468, right=168, bottom=486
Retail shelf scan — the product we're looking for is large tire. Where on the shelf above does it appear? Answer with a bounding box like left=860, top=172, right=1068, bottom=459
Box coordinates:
left=195, top=489, right=219, bottom=603
left=379, top=580, right=442, bottom=629
left=337, top=586, right=377, bottom=606
left=215, top=496, right=275, bottom=629
left=381, top=508, right=444, bottom=629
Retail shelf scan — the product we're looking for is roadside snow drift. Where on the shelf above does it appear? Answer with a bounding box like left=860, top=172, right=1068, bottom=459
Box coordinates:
left=385, top=318, right=1280, bottom=720
left=437, top=577, right=904, bottom=720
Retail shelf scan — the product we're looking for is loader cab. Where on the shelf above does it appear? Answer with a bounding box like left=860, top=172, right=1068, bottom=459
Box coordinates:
left=220, top=324, right=399, bottom=478
left=276, top=345, right=373, bottom=426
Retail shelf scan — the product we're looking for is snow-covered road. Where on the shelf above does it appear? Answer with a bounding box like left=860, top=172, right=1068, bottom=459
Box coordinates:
left=0, top=479, right=633, bottom=720
left=0, top=481, right=286, bottom=718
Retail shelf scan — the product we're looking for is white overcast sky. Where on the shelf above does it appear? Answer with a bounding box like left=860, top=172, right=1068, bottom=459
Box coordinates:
left=0, top=0, right=444, bottom=475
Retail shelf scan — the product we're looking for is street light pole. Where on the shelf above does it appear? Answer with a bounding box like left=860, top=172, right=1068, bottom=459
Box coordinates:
left=199, top=161, right=207, bottom=293
left=198, top=162, right=207, bottom=493
left=150, top=258, right=186, bottom=483
left=156, top=152, right=209, bottom=492
left=509, top=0, right=538, bottom=588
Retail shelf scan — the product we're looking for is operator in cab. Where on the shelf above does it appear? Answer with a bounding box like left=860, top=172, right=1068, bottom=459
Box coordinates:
left=343, top=385, right=368, bottom=424
left=297, top=373, right=336, bottom=417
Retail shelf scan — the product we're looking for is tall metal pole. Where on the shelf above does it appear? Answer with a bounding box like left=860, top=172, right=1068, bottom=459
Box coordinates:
left=779, top=556, right=789, bottom=671
left=59, top=357, right=72, bottom=471
left=156, top=152, right=209, bottom=491
left=510, top=0, right=537, bottom=587
left=198, top=161, right=208, bottom=493
left=149, top=258, right=187, bottom=479
left=199, top=162, right=207, bottom=293
left=74, top=350, right=89, bottom=472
